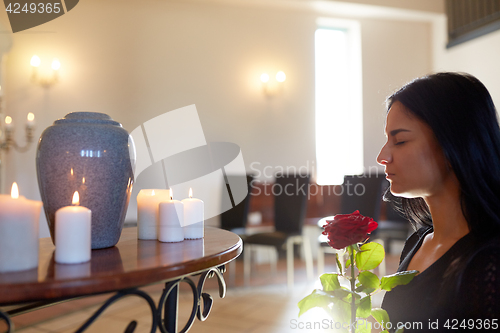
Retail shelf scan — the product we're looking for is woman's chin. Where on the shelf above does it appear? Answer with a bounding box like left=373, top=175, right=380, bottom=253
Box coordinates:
left=390, top=187, right=418, bottom=199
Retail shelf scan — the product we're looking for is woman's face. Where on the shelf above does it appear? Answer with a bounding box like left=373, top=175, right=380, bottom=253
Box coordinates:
left=377, top=101, right=452, bottom=198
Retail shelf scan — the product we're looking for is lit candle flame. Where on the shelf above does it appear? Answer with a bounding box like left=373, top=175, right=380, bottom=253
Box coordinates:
left=82, top=177, right=85, bottom=184
left=5, top=116, right=12, bottom=125
left=72, top=191, right=80, bottom=206
left=27, top=113, right=35, bottom=122
left=70, top=168, right=74, bottom=176
left=11, top=182, right=19, bottom=199
left=169, top=188, right=173, bottom=200
left=152, top=189, right=155, bottom=196
left=189, top=188, right=193, bottom=198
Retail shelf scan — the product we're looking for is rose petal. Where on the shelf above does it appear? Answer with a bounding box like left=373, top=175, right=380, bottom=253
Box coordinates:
left=322, top=211, right=378, bottom=249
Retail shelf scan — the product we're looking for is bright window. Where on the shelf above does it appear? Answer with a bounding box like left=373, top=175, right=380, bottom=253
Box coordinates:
left=315, top=19, right=363, bottom=185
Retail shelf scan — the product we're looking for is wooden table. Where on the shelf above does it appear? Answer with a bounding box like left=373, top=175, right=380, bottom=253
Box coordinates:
left=0, top=227, right=242, bottom=333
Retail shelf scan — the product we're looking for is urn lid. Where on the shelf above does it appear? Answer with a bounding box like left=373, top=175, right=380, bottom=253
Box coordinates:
left=54, top=112, right=121, bottom=126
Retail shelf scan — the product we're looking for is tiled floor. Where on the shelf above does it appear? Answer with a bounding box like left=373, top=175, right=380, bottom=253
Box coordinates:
left=4, top=246, right=401, bottom=333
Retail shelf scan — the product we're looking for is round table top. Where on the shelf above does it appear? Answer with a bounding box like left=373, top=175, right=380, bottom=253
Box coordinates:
left=0, top=227, right=242, bottom=305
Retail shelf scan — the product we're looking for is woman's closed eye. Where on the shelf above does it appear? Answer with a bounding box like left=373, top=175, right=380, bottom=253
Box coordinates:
left=394, top=141, right=406, bottom=146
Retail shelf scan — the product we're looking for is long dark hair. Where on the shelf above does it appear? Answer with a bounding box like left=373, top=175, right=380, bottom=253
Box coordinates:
left=385, top=72, right=500, bottom=237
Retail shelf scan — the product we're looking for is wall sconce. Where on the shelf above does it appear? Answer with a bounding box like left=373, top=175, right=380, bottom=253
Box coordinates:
left=261, top=71, right=286, bottom=97
left=30, top=55, right=61, bottom=88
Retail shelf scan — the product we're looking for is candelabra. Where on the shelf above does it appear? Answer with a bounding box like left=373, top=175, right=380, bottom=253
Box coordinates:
left=0, top=53, right=50, bottom=192
left=0, top=103, right=35, bottom=193
left=0, top=113, right=35, bottom=153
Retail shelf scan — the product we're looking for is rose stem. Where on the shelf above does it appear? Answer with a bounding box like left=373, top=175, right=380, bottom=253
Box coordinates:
left=350, top=244, right=356, bottom=333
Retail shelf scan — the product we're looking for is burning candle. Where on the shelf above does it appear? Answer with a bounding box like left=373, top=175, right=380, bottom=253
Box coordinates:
left=136, top=189, right=170, bottom=240
left=158, top=188, right=184, bottom=242
left=26, top=112, right=35, bottom=130
left=182, top=188, right=204, bottom=239
left=4, top=116, right=13, bottom=133
left=55, top=191, right=92, bottom=264
left=0, top=183, right=43, bottom=273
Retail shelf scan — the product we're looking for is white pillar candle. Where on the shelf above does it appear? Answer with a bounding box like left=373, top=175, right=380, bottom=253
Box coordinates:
left=137, top=189, right=169, bottom=240
left=158, top=188, right=184, bottom=242
left=0, top=183, right=42, bottom=273
left=55, top=191, right=92, bottom=264
left=182, top=188, right=204, bottom=239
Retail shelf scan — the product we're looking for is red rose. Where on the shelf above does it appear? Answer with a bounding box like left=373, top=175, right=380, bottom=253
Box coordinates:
left=322, top=210, right=378, bottom=250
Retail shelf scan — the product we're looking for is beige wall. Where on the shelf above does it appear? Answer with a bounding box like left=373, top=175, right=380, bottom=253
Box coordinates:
left=0, top=0, right=433, bottom=236
left=361, top=17, right=431, bottom=170
left=433, top=17, right=500, bottom=108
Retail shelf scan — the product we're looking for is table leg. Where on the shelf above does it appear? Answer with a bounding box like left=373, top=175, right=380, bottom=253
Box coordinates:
left=164, top=283, right=178, bottom=333
left=3, top=266, right=228, bottom=333
left=159, top=278, right=198, bottom=333
left=0, top=309, right=13, bottom=333
left=2, top=290, right=157, bottom=333
left=74, top=289, right=157, bottom=333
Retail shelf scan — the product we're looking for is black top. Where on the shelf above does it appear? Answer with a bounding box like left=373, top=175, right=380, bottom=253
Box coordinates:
left=382, top=226, right=500, bottom=332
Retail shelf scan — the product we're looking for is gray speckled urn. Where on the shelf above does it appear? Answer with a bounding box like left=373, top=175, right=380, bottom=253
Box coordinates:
left=36, top=112, right=135, bottom=249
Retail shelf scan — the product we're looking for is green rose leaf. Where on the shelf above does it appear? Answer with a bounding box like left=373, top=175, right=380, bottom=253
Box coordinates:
left=355, top=285, right=376, bottom=294
left=336, top=253, right=343, bottom=273
left=380, top=270, right=419, bottom=291
left=333, top=288, right=352, bottom=300
left=356, top=242, right=385, bottom=271
left=358, top=271, right=380, bottom=290
left=333, top=288, right=362, bottom=304
left=345, top=259, right=351, bottom=268
left=347, top=244, right=360, bottom=256
left=371, top=308, right=390, bottom=330
left=355, top=320, right=372, bottom=333
left=352, top=243, right=361, bottom=253
left=320, top=273, right=341, bottom=291
left=297, top=289, right=335, bottom=317
left=331, top=296, right=351, bottom=325
left=356, top=295, right=371, bottom=318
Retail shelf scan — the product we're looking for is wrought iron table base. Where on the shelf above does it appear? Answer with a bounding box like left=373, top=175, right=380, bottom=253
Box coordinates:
left=0, top=265, right=226, bottom=333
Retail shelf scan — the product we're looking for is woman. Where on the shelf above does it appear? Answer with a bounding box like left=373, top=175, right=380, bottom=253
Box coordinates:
left=377, top=72, right=500, bottom=332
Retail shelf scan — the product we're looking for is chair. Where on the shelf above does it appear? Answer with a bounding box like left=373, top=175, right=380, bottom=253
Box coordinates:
left=243, top=174, right=313, bottom=289
left=220, top=174, right=254, bottom=234
left=371, top=180, right=411, bottom=254
left=317, top=174, right=387, bottom=276
left=339, top=175, right=385, bottom=218
left=219, top=174, right=254, bottom=285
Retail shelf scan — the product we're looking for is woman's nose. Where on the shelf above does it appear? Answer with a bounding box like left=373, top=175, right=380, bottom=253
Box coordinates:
left=376, top=143, right=391, bottom=165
